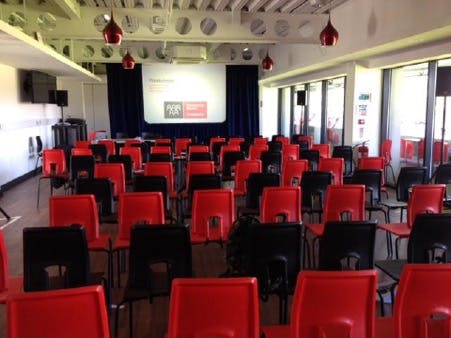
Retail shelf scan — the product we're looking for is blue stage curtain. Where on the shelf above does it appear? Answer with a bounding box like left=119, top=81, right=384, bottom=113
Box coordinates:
left=106, top=64, right=259, bottom=143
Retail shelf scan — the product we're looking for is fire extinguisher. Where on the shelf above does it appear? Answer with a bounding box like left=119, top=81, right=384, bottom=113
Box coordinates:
left=358, top=141, right=369, bottom=159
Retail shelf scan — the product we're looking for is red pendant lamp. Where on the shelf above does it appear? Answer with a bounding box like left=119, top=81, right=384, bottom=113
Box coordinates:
left=320, top=13, right=339, bottom=46
left=262, top=52, right=274, bottom=71
left=122, top=49, right=135, bottom=69
left=103, top=10, right=123, bottom=45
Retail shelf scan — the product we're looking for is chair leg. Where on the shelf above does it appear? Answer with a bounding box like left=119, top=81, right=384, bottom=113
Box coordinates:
left=129, top=301, right=134, bottom=338
left=385, top=231, right=393, bottom=259
left=395, top=236, right=402, bottom=259
left=376, top=290, right=385, bottom=317
left=36, top=178, right=42, bottom=208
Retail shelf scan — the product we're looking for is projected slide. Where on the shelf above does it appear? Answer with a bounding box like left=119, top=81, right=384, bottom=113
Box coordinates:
left=142, top=64, right=226, bottom=124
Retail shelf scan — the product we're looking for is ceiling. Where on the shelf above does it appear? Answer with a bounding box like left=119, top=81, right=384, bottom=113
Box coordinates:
left=0, top=0, right=349, bottom=76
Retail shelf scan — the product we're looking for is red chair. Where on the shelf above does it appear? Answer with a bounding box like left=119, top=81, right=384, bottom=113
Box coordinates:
left=275, top=136, right=290, bottom=145
left=434, top=140, right=449, bottom=164
left=72, top=148, right=93, bottom=156
left=297, top=136, right=313, bottom=149
left=376, top=264, right=451, bottom=338
left=219, top=144, right=241, bottom=172
left=97, top=139, right=116, bottom=156
left=249, top=144, right=268, bottom=160
left=114, top=192, right=165, bottom=286
left=282, top=144, right=299, bottom=163
left=400, top=138, right=414, bottom=160
left=191, top=189, right=235, bottom=244
left=7, top=285, right=110, bottom=338
left=229, top=137, right=245, bottom=146
left=188, top=145, right=210, bottom=154
left=263, top=270, right=377, bottom=338
left=74, top=140, right=91, bottom=148
left=151, top=145, right=172, bottom=155
left=234, top=160, right=262, bottom=196
left=0, top=229, right=22, bottom=303
left=120, top=146, right=143, bottom=172
left=282, top=159, right=309, bottom=187
left=380, top=139, right=396, bottom=186
left=359, top=157, right=388, bottom=198
left=36, top=149, right=69, bottom=208
left=312, top=143, right=330, bottom=158
left=94, top=163, right=125, bottom=198
left=155, top=138, right=172, bottom=146
left=144, top=162, right=177, bottom=199
left=181, top=161, right=215, bottom=198
left=209, top=136, right=227, bottom=152
left=260, top=186, right=301, bottom=223
left=175, top=138, right=192, bottom=156
left=378, top=184, right=445, bottom=258
left=167, top=277, right=260, bottom=338
left=253, top=137, right=268, bottom=145
left=318, top=157, right=344, bottom=185
left=124, top=139, right=142, bottom=147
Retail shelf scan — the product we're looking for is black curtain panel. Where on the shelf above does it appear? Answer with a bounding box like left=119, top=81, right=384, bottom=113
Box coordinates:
left=106, top=64, right=259, bottom=142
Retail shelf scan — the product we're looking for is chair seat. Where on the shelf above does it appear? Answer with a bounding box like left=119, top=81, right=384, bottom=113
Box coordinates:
left=114, top=238, right=130, bottom=250
left=169, top=191, right=178, bottom=199
left=88, top=234, right=111, bottom=251
left=305, top=223, right=325, bottom=237
left=233, top=189, right=245, bottom=196
left=0, top=276, right=23, bottom=303
left=378, top=222, right=410, bottom=237
left=380, top=199, right=407, bottom=209
left=375, top=317, right=393, bottom=338
left=262, top=325, right=289, bottom=338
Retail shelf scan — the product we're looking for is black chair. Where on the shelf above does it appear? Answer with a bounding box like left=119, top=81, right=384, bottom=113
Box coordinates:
left=188, top=152, right=213, bottom=161
left=261, top=151, right=282, bottom=174
left=131, top=142, right=149, bottom=163
left=89, top=144, right=108, bottom=163
left=69, top=155, right=95, bottom=183
left=239, top=141, right=251, bottom=158
left=23, top=225, right=106, bottom=294
left=434, top=163, right=451, bottom=205
left=244, top=222, right=303, bottom=324
left=148, top=153, right=172, bottom=162
left=318, top=220, right=394, bottom=316
left=300, top=149, right=320, bottom=171
left=350, top=169, right=388, bottom=222
left=114, top=224, right=192, bottom=338
left=108, top=154, right=133, bottom=182
left=238, top=173, right=280, bottom=216
left=211, top=141, right=227, bottom=165
left=34, top=135, right=43, bottom=176
left=267, top=141, right=283, bottom=152
left=293, top=139, right=310, bottom=151
left=222, top=151, right=245, bottom=180
left=381, top=166, right=427, bottom=222
left=75, top=178, right=115, bottom=221
left=300, top=171, right=332, bottom=222
left=332, top=145, right=353, bottom=176
left=115, top=132, right=128, bottom=139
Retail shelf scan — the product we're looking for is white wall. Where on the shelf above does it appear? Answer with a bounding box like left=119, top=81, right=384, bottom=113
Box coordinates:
left=0, top=64, right=59, bottom=186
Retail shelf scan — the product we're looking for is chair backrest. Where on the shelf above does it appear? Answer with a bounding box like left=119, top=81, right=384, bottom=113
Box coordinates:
left=75, top=178, right=114, bottom=217
left=311, top=143, right=330, bottom=158
left=191, top=189, right=235, bottom=242
left=70, top=155, right=95, bottom=181
left=23, top=225, right=90, bottom=291
left=407, top=213, right=451, bottom=263
left=268, top=141, right=283, bottom=152
left=323, top=185, right=366, bottom=222
left=234, top=160, right=262, bottom=195
left=71, top=148, right=93, bottom=156
left=332, top=146, right=353, bottom=176
left=435, top=163, right=451, bottom=184
left=49, top=194, right=100, bottom=242
left=133, top=175, right=169, bottom=211
left=275, top=135, right=290, bottom=145
left=282, top=159, right=309, bottom=187
left=155, top=138, right=172, bottom=146
left=222, top=151, right=245, bottom=177
left=188, top=144, right=210, bottom=154
left=246, top=173, right=281, bottom=209
left=128, top=225, right=192, bottom=293
left=124, top=139, right=141, bottom=147
left=7, top=285, right=110, bottom=338
left=406, top=184, right=445, bottom=227
left=189, top=152, right=213, bottom=161
left=318, top=157, right=344, bottom=185
left=350, top=169, right=383, bottom=204
left=42, top=149, right=67, bottom=175
left=94, top=163, right=126, bottom=197
left=167, top=277, right=260, bottom=338
left=149, top=153, right=172, bottom=162
left=108, top=154, right=133, bottom=181
left=151, top=145, right=172, bottom=155
left=74, top=140, right=91, bottom=149
left=219, top=144, right=241, bottom=170
left=144, top=162, right=176, bottom=194
left=117, top=192, right=166, bottom=240
left=97, top=139, right=116, bottom=156
left=300, top=171, right=332, bottom=209
left=297, top=136, right=313, bottom=149
left=0, top=230, right=9, bottom=292
left=393, top=264, right=451, bottom=338
left=261, top=186, right=301, bottom=222
left=249, top=144, right=268, bottom=160
left=120, top=146, right=142, bottom=171
left=282, top=144, right=300, bottom=162
left=358, top=157, right=385, bottom=185
left=245, top=222, right=303, bottom=297
left=175, top=138, right=192, bottom=156
left=290, top=270, right=377, bottom=338
left=131, top=142, right=149, bottom=163
left=396, top=166, right=427, bottom=202
left=229, top=137, right=245, bottom=146
left=261, top=151, right=282, bottom=174
left=380, top=139, right=392, bottom=165
left=253, top=136, right=268, bottom=145
left=89, top=144, right=108, bottom=163
left=185, top=161, right=215, bottom=192
left=239, top=141, right=251, bottom=158
left=300, top=149, right=320, bottom=171
left=318, top=220, right=377, bottom=270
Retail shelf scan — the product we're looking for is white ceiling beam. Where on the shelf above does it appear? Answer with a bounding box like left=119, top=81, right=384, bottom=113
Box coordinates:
left=280, top=0, right=305, bottom=13
left=247, top=0, right=270, bottom=13
left=194, top=0, right=210, bottom=10
left=51, top=0, right=81, bottom=18
left=264, top=0, right=289, bottom=13
left=211, top=0, right=229, bottom=11
left=176, top=0, right=191, bottom=9
left=230, top=0, right=247, bottom=11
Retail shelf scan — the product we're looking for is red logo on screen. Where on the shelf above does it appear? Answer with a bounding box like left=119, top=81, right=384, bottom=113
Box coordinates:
left=183, top=102, right=207, bottom=118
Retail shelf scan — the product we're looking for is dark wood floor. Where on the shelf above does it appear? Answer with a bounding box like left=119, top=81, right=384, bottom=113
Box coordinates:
left=0, top=175, right=394, bottom=338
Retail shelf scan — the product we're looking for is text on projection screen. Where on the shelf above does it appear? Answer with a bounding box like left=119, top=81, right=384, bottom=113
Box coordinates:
left=142, top=64, right=226, bottom=124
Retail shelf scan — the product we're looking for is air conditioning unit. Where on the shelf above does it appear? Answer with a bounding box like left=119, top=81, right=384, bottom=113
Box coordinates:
left=171, top=45, right=207, bottom=64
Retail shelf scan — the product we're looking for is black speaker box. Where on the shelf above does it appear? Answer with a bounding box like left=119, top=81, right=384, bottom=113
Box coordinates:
left=436, top=67, right=451, bottom=96
left=49, top=90, right=68, bottom=107
left=297, top=90, right=306, bottom=106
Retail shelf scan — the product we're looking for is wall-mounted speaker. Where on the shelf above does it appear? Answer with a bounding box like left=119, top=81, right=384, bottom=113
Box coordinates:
left=49, top=90, right=68, bottom=107
left=297, top=90, right=306, bottom=106
left=436, top=67, right=451, bottom=96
